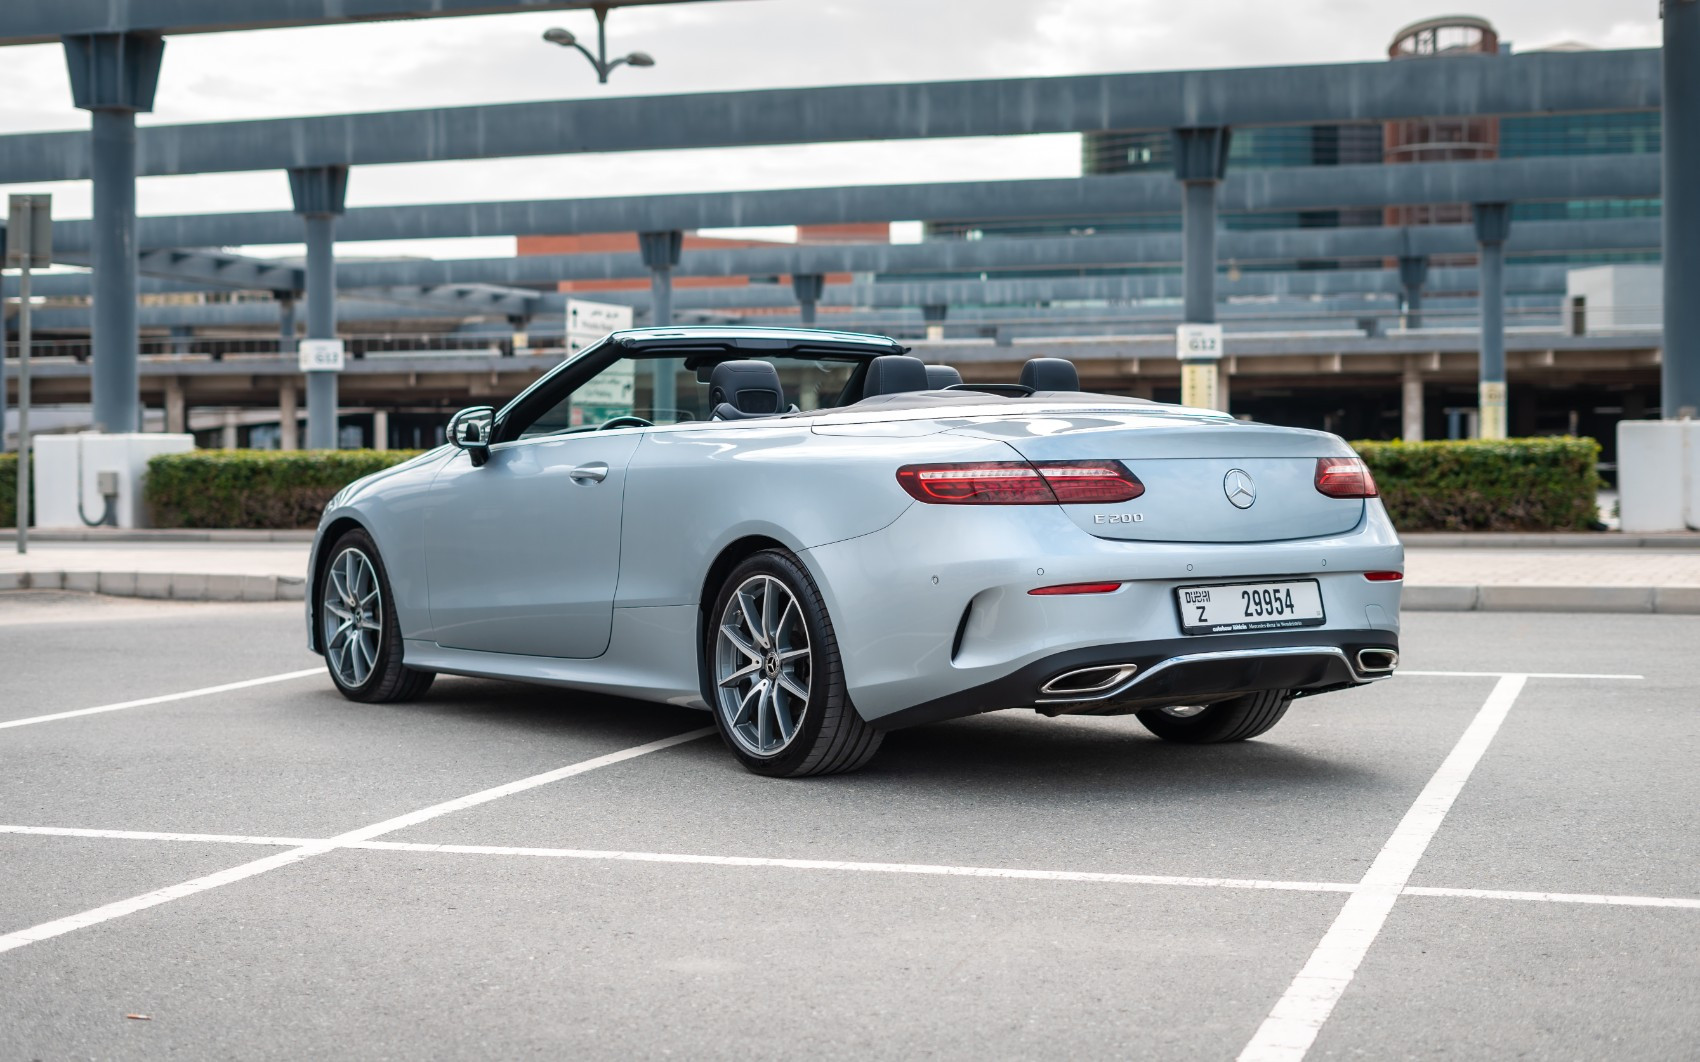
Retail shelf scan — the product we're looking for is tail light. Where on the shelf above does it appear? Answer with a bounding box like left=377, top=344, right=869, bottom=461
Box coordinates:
left=896, top=460, right=1144, bottom=505
left=1314, top=457, right=1378, bottom=499
left=1363, top=571, right=1403, bottom=582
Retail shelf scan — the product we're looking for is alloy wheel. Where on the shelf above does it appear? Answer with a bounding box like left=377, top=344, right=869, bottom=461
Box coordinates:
left=714, top=574, right=811, bottom=757
left=323, top=547, right=383, bottom=688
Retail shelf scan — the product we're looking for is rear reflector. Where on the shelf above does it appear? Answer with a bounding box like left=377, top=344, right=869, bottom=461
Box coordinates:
left=1364, top=571, right=1403, bottom=581
left=1315, top=457, right=1379, bottom=499
left=1029, top=582, right=1123, bottom=596
left=897, top=460, right=1143, bottom=505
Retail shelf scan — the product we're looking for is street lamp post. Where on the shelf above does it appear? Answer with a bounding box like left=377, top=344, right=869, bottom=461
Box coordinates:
left=541, top=4, right=655, bottom=83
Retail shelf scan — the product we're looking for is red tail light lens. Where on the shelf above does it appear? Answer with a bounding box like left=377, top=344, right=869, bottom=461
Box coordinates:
left=1364, top=571, right=1403, bottom=582
left=1029, top=582, right=1123, bottom=596
left=1314, top=457, right=1378, bottom=499
left=896, top=460, right=1144, bottom=505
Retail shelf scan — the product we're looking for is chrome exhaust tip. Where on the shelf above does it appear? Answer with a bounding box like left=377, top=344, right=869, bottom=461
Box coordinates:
left=1039, top=664, right=1139, bottom=698
left=1356, top=648, right=1399, bottom=674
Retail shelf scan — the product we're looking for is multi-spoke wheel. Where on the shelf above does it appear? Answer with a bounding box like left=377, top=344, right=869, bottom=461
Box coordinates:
left=706, top=550, right=882, bottom=777
left=317, top=529, right=435, bottom=703
left=1134, top=688, right=1293, bottom=743
left=323, top=547, right=383, bottom=689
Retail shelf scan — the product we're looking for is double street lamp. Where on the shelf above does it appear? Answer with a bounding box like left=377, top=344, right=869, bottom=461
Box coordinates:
left=542, top=3, right=655, bottom=83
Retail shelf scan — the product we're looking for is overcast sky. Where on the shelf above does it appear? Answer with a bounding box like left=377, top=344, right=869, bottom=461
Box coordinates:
left=0, top=0, right=1662, bottom=258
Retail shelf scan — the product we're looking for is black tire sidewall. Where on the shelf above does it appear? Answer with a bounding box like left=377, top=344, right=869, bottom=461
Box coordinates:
left=1135, top=689, right=1293, bottom=744
left=705, top=550, right=843, bottom=776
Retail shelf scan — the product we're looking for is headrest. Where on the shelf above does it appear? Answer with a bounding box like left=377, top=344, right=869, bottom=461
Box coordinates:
left=924, top=364, right=963, bottom=389
left=1019, top=357, right=1079, bottom=393
left=708, top=359, right=785, bottom=418
left=862, top=355, right=931, bottom=397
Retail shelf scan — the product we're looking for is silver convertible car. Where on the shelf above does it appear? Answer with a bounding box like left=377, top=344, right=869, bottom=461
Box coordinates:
left=308, top=326, right=1402, bottom=776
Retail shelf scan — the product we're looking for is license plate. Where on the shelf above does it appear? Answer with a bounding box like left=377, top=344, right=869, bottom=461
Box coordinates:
left=1176, top=579, right=1325, bottom=635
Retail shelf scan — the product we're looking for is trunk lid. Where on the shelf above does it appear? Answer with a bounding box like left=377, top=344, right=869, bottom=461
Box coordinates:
left=949, top=412, right=1364, bottom=543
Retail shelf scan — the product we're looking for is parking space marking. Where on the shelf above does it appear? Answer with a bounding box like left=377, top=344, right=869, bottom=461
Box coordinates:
left=1403, top=886, right=1700, bottom=910
left=0, top=727, right=714, bottom=957
left=0, top=669, right=323, bottom=731
left=0, top=824, right=317, bottom=846
left=9, top=824, right=1699, bottom=912
left=1238, top=673, right=1529, bottom=1062
left=1399, top=670, right=1643, bottom=680
left=348, top=841, right=1360, bottom=893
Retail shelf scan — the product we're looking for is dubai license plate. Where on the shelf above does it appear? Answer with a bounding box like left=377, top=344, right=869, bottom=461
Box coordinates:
left=1176, top=579, right=1325, bottom=635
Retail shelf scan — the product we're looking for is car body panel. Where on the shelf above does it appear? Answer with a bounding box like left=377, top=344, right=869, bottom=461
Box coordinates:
left=307, top=326, right=1403, bottom=733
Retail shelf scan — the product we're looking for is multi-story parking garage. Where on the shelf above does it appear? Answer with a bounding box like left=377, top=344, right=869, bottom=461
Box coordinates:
left=0, top=11, right=1691, bottom=467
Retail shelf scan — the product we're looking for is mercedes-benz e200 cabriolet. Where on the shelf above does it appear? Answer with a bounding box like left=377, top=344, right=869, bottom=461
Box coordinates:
left=307, top=327, right=1402, bottom=776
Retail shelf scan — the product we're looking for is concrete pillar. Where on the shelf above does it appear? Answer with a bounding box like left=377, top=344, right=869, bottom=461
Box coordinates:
left=792, top=273, right=825, bottom=327
left=1665, top=0, right=1700, bottom=419
left=372, top=409, right=389, bottom=451
left=1398, top=255, right=1428, bottom=331
left=63, top=32, right=165, bottom=434
left=639, top=230, right=684, bottom=417
left=1474, top=203, right=1511, bottom=440
left=1401, top=362, right=1425, bottom=442
left=277, top=294, right=298, bottom=355
left=169, top=325, right=193, bottom=356
left=164, top=377, right=186, bottom=435
left=1173, top=127, right=1231, bottom=412
left=289, top=167, right=349, bottom=450
left=922, top=304, right=948, bottom=342
left=279, top=380, right=298, bottom=451
left=220, top=409, right=238, bottom=450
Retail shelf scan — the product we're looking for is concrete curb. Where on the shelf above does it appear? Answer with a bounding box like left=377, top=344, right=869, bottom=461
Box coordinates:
left=1403, top=533, right=1700, bottom=550
left=1403, top=584, right=1700, bottom=614
left=0, top=570, right=305, bottom=602
left=0, top=529, right=315, bottom=544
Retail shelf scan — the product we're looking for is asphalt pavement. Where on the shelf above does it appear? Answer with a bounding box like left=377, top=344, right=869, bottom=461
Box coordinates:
left=1, top=593, right=1697, bottom=1059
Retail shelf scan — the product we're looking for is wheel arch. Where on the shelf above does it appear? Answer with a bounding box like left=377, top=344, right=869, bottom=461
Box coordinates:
left=307, top=515, right=372, bottom=654
left=695, top=534, right=791, bottom=703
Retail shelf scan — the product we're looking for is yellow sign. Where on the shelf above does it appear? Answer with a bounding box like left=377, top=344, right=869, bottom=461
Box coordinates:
left=1182, top=362, right=1220, bottom=411
left=1478, top=381, right=1507, bottom=440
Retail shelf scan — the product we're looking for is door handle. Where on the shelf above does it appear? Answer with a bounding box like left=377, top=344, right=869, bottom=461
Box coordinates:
left=569, top=462, right=609, bottom=483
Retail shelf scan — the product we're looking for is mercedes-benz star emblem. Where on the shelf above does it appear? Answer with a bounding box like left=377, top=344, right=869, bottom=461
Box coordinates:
left=1224, top=469, right=1257, bottom=509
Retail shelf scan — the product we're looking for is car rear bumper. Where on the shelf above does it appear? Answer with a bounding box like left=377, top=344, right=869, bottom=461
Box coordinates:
left=868, top=627, right=1398, bottom=731
left=801, top=498, right=1403, bottom=728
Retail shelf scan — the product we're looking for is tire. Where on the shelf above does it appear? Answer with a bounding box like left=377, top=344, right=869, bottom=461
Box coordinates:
left=318, top=528, right=435, bottom=704
left=1134, top=688, right=1293, bottom=744
left=705, top=549, right=883, bottom=777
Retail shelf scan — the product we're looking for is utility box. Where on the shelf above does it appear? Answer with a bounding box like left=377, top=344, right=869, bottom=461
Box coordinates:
left=1616, top=421, right=1700, bottom=533
left=32, top=433, right=194, bottom=529
left=1565, top=265, right=1662, bottom=334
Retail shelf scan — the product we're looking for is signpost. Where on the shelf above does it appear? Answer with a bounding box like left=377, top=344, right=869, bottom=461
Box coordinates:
left=1177, top=322, right=1223, bottom=411
left=566, top=298, right=636, bottom=426
left=6, top=194, right=51, bottom=554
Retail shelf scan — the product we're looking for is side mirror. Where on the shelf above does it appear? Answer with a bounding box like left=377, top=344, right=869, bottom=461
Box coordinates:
left=447, top=405, right=495, bottom=467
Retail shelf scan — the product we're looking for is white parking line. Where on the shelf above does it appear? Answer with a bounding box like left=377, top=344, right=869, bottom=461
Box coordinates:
left=8, top=823, right=1699, bottom=912
left=0, top=669, right=324, bottom=731
left=1237, top=673, right=1529, bottom=1062
left=1402, top=886, right=1700, bottom=910
left=1399, top=670, right=1642, bottom=680
left=0, top=727, right=713, bottom=956
left=0, top=824, right=318, bottom=846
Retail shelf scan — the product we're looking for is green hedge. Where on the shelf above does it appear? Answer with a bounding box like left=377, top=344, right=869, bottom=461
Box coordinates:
left=145, top=450, right=424, bottom=529
left=1353, top=437, right=1602, bottom=532
left=0, top=452, right=25, bottom=529
left=138, top=439, right=1603, bottom=533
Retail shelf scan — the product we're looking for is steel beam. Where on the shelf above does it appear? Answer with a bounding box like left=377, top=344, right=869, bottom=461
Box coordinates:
left=0, top=50, right=1658, bottom=183
left=0, top=1, right=716, bottom=46
left=24, top=155, right=1660, bottom=257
